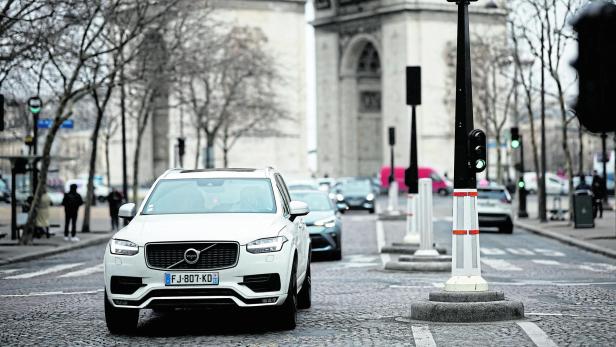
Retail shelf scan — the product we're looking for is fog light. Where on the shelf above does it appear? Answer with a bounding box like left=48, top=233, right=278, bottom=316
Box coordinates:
left=113, top=299, right=129, bottom=305
left=261, top=297, right=277, bottom=303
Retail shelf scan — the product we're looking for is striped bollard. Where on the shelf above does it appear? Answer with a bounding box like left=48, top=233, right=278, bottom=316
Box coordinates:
left=414, top=179, right=438, bottom=256
left=403, top=193, right=420, bottom=244
left=444, top=189, right=488, bottom=291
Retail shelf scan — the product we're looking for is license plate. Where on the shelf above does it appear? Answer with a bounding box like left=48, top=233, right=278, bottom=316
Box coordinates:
left=164, top=272, right=219, bottom=286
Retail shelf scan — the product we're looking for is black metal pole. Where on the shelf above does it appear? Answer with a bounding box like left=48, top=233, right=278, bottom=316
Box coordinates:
left=601, top=132, right=608, bottom=204
left=120, top=59, right=128, bottom=203
left=539, top=24, right=547, bottom=222
left=409, top=105, right=419, bottom=194
left=518, top=135, right=528, bottom=218
left=453, top=0, right=475, bottom=189
left=10, top=162, right=17, bottom=240
left=389, top=145, right=395, bottom=184
left=31, top=111, right=38, bottom=195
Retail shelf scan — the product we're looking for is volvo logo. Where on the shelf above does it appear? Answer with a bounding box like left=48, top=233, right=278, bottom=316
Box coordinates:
left=184, top=248, right=200, bottom=264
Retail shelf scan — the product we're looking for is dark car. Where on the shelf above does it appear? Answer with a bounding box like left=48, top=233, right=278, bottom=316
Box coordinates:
left=335, top=179, right=375, bottom=213
left=291, top=190, right=343, bottom=260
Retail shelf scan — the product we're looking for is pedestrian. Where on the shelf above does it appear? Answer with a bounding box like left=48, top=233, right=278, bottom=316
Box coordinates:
left=35, top=187, right=51, bottom=238
left=591, top=170, right=605, bottom=218
left=107, top=188, right=123, bottom=232
left=62, top=183, right=83, bottom=242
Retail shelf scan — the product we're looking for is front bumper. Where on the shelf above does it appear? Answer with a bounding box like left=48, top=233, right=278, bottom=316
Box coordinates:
left=307, top=225, right=341, bottom=253
left=341, top=198, right=374, bottom=210
left=104, top=243, right=293, bottom=309
left=478, top=213, right=512, bottom=227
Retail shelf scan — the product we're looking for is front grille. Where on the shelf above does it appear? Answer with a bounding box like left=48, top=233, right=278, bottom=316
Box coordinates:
left=310, top=235, right=330, bottom=249
left=146, top=242, right=239, bottom=270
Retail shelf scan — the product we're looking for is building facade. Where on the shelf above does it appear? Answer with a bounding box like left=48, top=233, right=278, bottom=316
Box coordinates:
left=312, top=0, right=506, bottom=178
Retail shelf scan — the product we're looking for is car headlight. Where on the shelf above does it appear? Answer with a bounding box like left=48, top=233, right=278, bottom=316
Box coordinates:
left=336, top=193, right=344, bottom=201
left=246, top=236, right=288, bottom=254
left=109, top=239, right=139, bottom=256
left=314, top=216, right=336, bottom=228
left=366, top=193, right=375, bottom=201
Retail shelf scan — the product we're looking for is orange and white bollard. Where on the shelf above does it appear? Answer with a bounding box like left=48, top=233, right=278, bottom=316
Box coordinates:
left=444, top=188, right=488, bottom=291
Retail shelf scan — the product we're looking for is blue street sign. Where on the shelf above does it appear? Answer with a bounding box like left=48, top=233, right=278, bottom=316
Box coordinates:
left=60, top=119, right=73, bottom=129
left=37, top=119, right=73, bottom=129
left=37, top=119, right=52, bottom=129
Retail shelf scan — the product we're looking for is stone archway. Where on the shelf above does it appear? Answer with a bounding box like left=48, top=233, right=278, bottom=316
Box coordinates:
left=339, top=36, right=383, bottom=177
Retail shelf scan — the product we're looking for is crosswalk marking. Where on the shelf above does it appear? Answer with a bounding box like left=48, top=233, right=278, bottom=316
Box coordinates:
left=532, top=260, right=561, bottom=266
left=482, top=258, right=522, bottom=271
left=481, top=247, right=506, bottom=255
left=4, top=263, right=84, bottom=280
left=58, top=264, right=104, bottom=278
left=412, top=325, right=437, bottom=347
left=506, top=248, right=536, bottom=256
left=517, top=321, right=558, bottom=347
left=534, top=248, right=565, bottom=257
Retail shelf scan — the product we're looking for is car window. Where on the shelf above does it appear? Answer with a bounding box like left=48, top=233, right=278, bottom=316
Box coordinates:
left=142, top=178, right=277, bottom=215
left=290, top=192, right=334, bottom=211
left=478, top=189, right=509, bottom=201
left=338, top=180, right=372, bottom=195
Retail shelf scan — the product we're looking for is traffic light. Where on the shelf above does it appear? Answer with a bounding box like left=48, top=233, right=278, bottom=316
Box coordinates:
left=468, top=129, right=486, bottom=173
left=571, top=1, right=616, bottom=133
left=510, top=127, right=520, bottom=149
left=177, top=137, right=185, bottom=156
left=517, top=178, right=525, bottom=189
left=28, top=96, right=42, bottom=114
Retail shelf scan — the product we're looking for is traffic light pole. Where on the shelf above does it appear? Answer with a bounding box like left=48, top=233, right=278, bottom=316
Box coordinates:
left=445, top=0, right=487, bottom=292
left=518, top=135, right=528, bottom=218
left=404, top=105, right=420, bottom=244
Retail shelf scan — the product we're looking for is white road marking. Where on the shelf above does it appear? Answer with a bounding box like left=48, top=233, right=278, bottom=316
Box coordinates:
left=375, top=220, right=391, bottom=266
left=481, top=258, right=522, bottom=271
left=4, top=263, right=84, bottom=279
left=506, top=248, right=535, bottom=256
left=490, top=280, right=616, bottom=287
left=0, top=288, right=104, bottom=298
left=481, top=247, right=506, bottom=255
left=58, top=263, right=104, bottom=278
left=412, top=325, right=437, bottom=347
left=432, top=282, right=445, bottom=288
left=532, top=260, right=561, bottom=266
left=578, top=262, right=616, bottom=272
left=534, top=248, right=565, bottom=257
left=341, top=263, right=380, bottom=268
left=0, top=269, right=21, bottom=275
left=517, top=321, right=558, bottom=347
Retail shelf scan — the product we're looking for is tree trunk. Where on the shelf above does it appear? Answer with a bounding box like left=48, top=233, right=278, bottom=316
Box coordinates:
left=105, top=134, right=111, bottom=193
left=205, top=133, right=215, bottom=168
left=21, top=101, right=69, bottom=245
left=194, top=127, right=201, bottom=169
left=578, top=123, right=584, bottom=175
left=81, top=103, right=104, bottom=233
left=495, top=133, right=503, bottom=184
left=132, top=133, right=142, bottom=204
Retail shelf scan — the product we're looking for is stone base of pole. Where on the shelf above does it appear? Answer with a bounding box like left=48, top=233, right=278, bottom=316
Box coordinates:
left=410, top=291, right=524, bottom=322
left=384, top=255, right=451, bottom=272
left=380, top=244, right=447, bottom=255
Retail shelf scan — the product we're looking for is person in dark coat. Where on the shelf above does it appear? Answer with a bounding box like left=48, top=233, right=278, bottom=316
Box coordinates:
left=107, top=188, right=123, bottom=231
left=591, top=170, right=606, bottom=218
left=62, top=184, right=83, bottom=241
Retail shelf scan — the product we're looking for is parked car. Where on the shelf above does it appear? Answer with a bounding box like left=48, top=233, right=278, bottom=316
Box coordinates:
left=291, top=190, right=342, bottom=260
left=380, top=166, right=453, bottom=195
left=104, top=168, right=311, bottom=333
left=287, top=180, right=319, bottom=192
left=334, top=178, right=375, bottom=213
left=0, top=178, right=9, bottom=203
left=477, top=185, right=513, bottom=234
left=523, top=172, right=568, bottom=195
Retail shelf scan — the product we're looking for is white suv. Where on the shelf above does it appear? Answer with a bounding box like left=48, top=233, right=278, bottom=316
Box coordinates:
left=104, top=168, right=311, bottom=333
left=477, top=185, right=514, bottom=234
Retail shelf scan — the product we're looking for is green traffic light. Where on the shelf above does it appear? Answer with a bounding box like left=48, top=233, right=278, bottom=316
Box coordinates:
left=475, top=159, right=486, bottom=170
left=518, top=180, right=525, bottom=188
left=29, top=106, right=41, bottom=114
left=511, top=139, right=520, bottom=149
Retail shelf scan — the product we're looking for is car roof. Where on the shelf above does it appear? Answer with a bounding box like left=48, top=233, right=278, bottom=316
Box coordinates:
left=160, top=168, right=274, bottom=180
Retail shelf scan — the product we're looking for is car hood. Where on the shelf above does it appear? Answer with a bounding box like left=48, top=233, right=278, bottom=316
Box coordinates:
left=114, top=213, right=287, bottom=246
left=304, top=211, right=335, bottom=225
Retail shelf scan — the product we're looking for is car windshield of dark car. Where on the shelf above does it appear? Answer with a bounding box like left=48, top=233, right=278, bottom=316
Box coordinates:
left=291, top=192, right=333, bottom=211
left=339, top=181, right=371, bottom=195
left=142, top=178, right=276, bottom=215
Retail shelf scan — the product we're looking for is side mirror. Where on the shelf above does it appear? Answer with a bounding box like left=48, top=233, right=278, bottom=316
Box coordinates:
left=289, top=200, right=309, bottom=221
left=118, top=203, right=136, bottom=219
left=337, top=202, right=349, bottom=213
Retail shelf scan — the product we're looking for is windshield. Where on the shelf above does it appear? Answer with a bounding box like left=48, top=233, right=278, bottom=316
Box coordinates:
left=142, top=178, right=276, bottom=215
left=290, top=192, right=334, bottom=212
left=338, top=180, right=372, bottom=195
left=478, top=189, right=510, bottom=202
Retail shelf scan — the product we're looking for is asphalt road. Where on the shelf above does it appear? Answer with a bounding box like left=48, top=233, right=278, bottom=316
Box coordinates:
left=0, top=199, right=615, bottom=345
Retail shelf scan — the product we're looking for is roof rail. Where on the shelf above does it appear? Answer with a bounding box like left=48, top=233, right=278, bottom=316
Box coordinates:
left=162, top=168, right=182, bottom=178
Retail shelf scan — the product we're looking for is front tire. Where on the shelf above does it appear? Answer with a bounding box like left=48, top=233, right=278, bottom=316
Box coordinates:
left=273, top=261, right=297, bottom=330
left=105, top=291, right=139, bottom=334
left=297, top=258, right=311, bottom=309
left=500, top=220, right=513, bottom=234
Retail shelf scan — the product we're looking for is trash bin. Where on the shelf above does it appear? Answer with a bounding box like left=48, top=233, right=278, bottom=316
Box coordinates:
left=573, top=189, right=595, bottom=228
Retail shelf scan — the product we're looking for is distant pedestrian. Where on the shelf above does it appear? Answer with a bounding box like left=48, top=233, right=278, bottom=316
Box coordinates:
left=591, top=170, right=606, bottom=218
left=62, top=184, right=83, bottom=242
left=107, top=188, right=123, bottom=232
left=35, top=188, right=51, bottom=238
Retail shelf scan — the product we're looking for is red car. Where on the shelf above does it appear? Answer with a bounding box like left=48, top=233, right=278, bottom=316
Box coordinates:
left=380, top=166, right=453, bottom=196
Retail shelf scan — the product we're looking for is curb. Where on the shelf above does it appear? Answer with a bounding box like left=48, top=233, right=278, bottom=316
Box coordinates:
left=514, top=220, right=616, bottom=259
left=0, top=233, right=111, bottom=266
